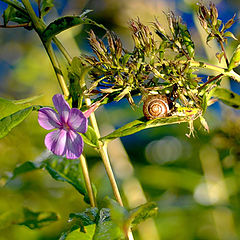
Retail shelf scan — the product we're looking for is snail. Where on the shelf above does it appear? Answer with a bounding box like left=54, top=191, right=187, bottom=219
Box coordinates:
left=143, top=94, right=170, bottom=119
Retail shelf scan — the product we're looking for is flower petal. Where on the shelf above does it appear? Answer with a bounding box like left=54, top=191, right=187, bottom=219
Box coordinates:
left=45, top=129, right=67, bottom=156
left=52, top=94, right=70, bottom=123
left=38, top=108, right=62, bottom=130
left=68, top=108, right=88, bottom=133
left=65, top=130, right=84, bottom=159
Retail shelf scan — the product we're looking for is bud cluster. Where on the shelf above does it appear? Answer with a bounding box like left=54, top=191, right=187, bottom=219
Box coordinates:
left=198, top=2, right=237, bottom=45
left=80, top=3, right=237, bottom=115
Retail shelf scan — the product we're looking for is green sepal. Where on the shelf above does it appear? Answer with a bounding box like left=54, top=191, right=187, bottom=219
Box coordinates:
left=80, top=126, right=99, bottom=148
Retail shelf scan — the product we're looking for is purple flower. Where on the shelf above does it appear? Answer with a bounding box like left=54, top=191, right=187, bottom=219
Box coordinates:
left=38, top=94, right=88, bottom=159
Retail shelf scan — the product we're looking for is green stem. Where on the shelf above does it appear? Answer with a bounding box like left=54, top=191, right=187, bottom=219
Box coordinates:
left=189, top=60, right=240, bottom=82
left=43, top=42, right=70, bottom=97
left=53, top=37, right=72, bottom=65
left=80, top=154, right=96, bottom=207
left=84, top=98, right=124, bottom=206
left=21, top=0, right=69, bottom=97
left=21, top=0, right=44, bottom=34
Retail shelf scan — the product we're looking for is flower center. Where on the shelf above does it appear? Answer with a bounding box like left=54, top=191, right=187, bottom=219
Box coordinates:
left=62, top=122, right=70, bottom=131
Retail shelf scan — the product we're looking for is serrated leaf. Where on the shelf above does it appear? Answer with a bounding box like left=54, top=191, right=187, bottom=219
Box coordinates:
left=212, top=87, right=240, bottom=109
left=80, top=126, right=99, bottom=148
left=127, top=202, right=158, bottom=229
left=0, top=107, right=33, bottom=139
left=40, top=0, right=54, bottom=17
left=101, top=111, right=201, bottom=142
left=0, top=207, right=58, bottom=230
left=66, top=225, right=96, bottom=240
left=42, top=16, right=107, bottom=42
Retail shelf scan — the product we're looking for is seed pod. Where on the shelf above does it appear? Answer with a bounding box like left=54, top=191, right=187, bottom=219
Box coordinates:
left=143, top=95, right=169, bottom=119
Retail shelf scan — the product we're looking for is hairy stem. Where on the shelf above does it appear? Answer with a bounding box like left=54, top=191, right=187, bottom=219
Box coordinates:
left=80, top=154, right=96, bottom=207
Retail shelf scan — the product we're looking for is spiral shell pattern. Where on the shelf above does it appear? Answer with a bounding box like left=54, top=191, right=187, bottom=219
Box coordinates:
left=143, top=94, right=169, bottom=119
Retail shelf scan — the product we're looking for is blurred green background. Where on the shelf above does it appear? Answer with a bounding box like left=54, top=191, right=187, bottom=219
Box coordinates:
left=0, top=0, right=240, bottom=239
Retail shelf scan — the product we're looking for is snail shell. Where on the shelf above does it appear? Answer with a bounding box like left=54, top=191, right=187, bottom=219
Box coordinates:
left=143, top=94, right=169, bottom=119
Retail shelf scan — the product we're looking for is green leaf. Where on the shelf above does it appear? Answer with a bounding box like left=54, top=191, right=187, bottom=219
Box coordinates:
left=93, top=220, right=123, bottom=240
left=80, top=126, right=99, bottom=148
left=212, top=87, right=240, bottom=109
left=0, top=97, right=31, bottom=119
left=9, top=161, right=43, bottom=181
left=101, top=111, right=201, bottom=142
left=65, top=225, right=96, bottom=240
left=127, top=202, right=158, bottom=229
left=0, top=207, right=58, bottom=230
left=8, top=154, right=96, bottom=204
left=19, top=208, right=58, bottom=229
left=44, top=155, right=92, bottom=203
left=223, top=31, right=237, bottom=40
left=42, top=16, right=107, bottom=42
left=69, top=208, right=99, bottom=228
left=179, top=23, right=195, bottom=58
left=69, top=57, right=91, bottom=108
left=11, top=95, right=43, bottom=104
left=40, top=0, right=54, bottom=17
left=62, top=207, right=124, bottom=240
left=106, top=198, right=128, bottom=227
left=0, top=107, right=33, bottom=139
left=228, top=44, right=240, bottom=71
left=3, top=4, right=30, bottom=25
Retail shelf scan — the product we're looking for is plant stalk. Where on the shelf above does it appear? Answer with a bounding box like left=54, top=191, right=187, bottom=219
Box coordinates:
left=189, top=60, right=240, bottom=82
left=84, top=98, right=124, bottom=206
left=43, top=42, right=70, bottom=97
left=21, top=0, right=69, bottom=97
left=53, top=37, right=72, bottom=65
left=80, top=154, right=96, bottom=207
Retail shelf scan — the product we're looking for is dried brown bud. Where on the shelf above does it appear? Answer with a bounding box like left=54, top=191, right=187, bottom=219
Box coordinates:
left=199, top=5, right=210, bottom=20
left=224, top=14, right=236, bottom=30
left=210, top=3, right=218, bottom=26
